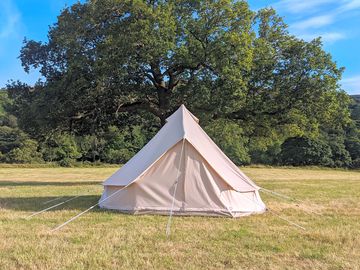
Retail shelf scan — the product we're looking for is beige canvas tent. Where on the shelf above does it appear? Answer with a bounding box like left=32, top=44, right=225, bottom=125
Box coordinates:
left=99, top=105, right=266, bottom=217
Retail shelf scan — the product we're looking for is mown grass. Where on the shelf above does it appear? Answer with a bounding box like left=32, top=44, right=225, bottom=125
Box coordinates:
left=0, top=167, right=359, bottom=269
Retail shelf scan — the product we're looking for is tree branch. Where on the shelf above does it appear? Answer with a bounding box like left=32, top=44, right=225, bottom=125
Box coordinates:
left=115, top=100, right=163, bottom=119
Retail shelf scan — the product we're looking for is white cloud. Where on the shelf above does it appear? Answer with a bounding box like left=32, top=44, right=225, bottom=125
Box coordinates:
left=297, top=32, right=346, bottom=42
left=281, top=0, right=360, bottom=44
left=320, top=32, right=347, bottom=42
left=273, top=0, right=337, bottom=14
left=341, top=75, right=360, bottom=94
left=291, top=15, right=335, bottom=30
left=273, top=0, right=360, bottom=14
left=273, top=0, right=360, bottom=36
left=0, top=13, right=20, bottom=38
left=0, top=0, right=21, bottom=39
left=340, top=0, right=360, bottom=11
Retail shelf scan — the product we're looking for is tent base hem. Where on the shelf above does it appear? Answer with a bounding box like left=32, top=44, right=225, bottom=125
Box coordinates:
left=99, top=206, right=266, bottom=218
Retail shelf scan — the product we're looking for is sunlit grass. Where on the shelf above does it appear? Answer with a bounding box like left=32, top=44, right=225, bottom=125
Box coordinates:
left=0, top=167, right=359, bottom=269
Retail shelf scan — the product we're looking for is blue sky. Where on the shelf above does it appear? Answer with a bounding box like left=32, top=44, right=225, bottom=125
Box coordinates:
left=0, top=0, right=359, bottom=94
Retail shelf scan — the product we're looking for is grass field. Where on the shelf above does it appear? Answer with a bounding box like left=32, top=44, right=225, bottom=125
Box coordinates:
left=0, top=167, right=359, bottom=269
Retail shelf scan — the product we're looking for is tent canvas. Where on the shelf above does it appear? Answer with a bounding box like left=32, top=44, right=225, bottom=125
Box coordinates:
left=99, top=105, right=266, bottom=217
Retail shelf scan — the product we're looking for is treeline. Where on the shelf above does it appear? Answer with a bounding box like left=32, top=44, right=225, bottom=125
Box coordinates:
left=1, top=89, right=360, bottom=167
left=0, top=91, right=152, bottom=166
left=1, top=0, right=360, bottom=168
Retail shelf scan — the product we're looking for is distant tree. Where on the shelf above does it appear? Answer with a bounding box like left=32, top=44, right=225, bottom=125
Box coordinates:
left=345, top=136, right=360, bottom=162
left=344, top=96, right=360, bottom=167
left=280, top=137, right=333, bottom=166
left=0, top=125, right=43, bottom=163
left=1, top=91, right=43, bottom=163
left=328, top=140, right=351, bottom=167
left=101, top=125, right=148, bottom=163
left=7, top=139, right=43, bottom=164
left=205, top=119, right=250, bottom=164
left=349, top=95, right=360, bottom=128
left=40, top=132, right=81, bottom=165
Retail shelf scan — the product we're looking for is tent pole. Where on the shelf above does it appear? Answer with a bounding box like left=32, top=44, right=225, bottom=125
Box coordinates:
left=26, top=195, right=81, bottom=219
left=166, top=139, right=185, bottom=238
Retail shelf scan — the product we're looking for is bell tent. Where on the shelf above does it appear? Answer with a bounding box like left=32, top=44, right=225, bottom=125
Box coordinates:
left=99, top=105, right=266, bottom=217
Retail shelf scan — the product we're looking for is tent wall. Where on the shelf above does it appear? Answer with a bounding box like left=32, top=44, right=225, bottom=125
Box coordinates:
left=103, top=105, right=258, bottom=192
left=100, top=141, right=266, bottom=217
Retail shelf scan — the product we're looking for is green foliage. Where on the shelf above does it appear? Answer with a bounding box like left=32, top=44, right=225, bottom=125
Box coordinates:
left=17, top=0, right=347, bottom=135
left=205, top=119, right=250, bottom=165
left=0, top=126, right=43, bottom=164
left=0, top=91, right=10, bottom=117
left=326, top=134, right=351, bottom=167
left=249, top=140, right=282, bottom=165
left=350, top=95, right=360, bottom=128
left=101, top=125, right=147, bottom=164
left=280, top=137, right=333, bottom=166
left=351, top=158, right=360, bottom=169
left=0, top=91, right=43, bottom=163
left=345, top=96, right=360, bottom=167
left=1, top=1, right=359, bottom=167
left=76, top=135, right=106, bottom=162
left=0, top=92, right=17, bottom=128
left=7, top=139, right=43, bottom=164
left=40, top=133, right=81, bottom=165
left=102, top=148, right=133, bottom=164
left=345, top=137, right=360, bottom=161
left=38, top=125, right=149, bottom=165
left=5, top=82, right=49, bottom=137
left=0, top=126, right=23, bottom=155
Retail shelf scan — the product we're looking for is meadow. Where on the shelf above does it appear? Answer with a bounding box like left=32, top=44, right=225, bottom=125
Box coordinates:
left=0, top=167, right=359, bottom=269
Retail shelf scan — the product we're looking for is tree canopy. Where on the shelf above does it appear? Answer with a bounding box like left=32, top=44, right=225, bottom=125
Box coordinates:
left=3, top=0, right=359, bottom=167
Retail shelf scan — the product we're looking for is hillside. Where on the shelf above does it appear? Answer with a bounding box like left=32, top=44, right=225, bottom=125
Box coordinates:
left=350, top=95, right=360, bottom=128
left=351, top=95, right=360, bottom=101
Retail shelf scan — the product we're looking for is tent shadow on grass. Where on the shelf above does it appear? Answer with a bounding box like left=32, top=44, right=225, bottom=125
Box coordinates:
left=0, top=195, right=101, bottom=212
left=0, top=181, right=101, bottom=187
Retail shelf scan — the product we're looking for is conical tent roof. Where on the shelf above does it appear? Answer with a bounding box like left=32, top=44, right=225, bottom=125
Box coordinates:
left=103, top=105, right=259, bottom=192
